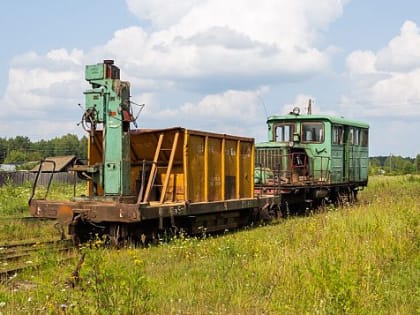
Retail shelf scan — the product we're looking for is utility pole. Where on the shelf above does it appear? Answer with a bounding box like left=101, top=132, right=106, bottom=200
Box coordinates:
left=389, top=153, right=392, bottom=173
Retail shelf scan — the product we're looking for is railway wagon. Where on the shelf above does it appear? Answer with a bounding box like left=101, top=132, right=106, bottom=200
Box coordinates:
left=255, top=107, right=369, bottom=212
left=29, top=60, right=279, bottom=243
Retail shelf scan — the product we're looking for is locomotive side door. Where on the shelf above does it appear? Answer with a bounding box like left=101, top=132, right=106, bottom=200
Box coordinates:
left=331, top=124, right=345, bottom=183
left=343, top=126, right=356, bottom=182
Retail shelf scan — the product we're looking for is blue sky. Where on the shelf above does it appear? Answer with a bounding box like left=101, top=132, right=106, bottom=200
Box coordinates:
left=1, top=0, right=419, bottom=157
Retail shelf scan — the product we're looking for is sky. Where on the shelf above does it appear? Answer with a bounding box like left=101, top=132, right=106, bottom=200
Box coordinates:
left=0, top=0, right=419, bottom=157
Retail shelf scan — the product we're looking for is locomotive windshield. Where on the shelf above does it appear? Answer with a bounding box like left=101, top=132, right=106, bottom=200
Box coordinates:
left=301, top=122, right=324, bottom=143
left=273, top=123, right=294, bottom=142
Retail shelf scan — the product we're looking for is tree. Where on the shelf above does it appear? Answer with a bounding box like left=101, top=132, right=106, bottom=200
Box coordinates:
left=4, top=150, right=26, bottom=164
left=0, top=138, right=8, bottom=164
left=369, top=157, right=381, bottom=175
left=4, top=149, right=43, bottom=164
left=9, top=136, right=31, bottom=151
left=32, top=139, right=54, bottom=158
left=402, top=160, right=415, bottom=174
left=78, top=136, right=88, bottom=160
left=383, top=155, right=417, bottom=175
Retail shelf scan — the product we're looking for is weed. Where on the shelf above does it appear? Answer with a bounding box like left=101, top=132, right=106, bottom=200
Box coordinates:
left=0, top=176, right=418, bottom=314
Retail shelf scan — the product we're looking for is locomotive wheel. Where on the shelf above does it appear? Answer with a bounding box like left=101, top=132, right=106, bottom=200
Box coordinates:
left=336, top=187, right=358, bottom=207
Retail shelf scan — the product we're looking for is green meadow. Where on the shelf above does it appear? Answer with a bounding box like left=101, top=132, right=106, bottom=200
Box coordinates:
left=0, top=176, right=419, bottom=314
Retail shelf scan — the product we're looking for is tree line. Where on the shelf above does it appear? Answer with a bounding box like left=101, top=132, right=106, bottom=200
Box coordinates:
left=0, top=134, right=419, bottom=175
left=369, top=155, right=420, bottom=175
left=0, top=134, right=87, bottom=168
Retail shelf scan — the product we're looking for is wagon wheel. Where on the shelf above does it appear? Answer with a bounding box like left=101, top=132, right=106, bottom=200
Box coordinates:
left=337, top=191, right=349, bottom=207
left=269, top=204, right=282, bottom=220
left=350, top=189, right=358, bottom=203
left=108, top=224, right=129, bottom=248
left=258, top=204, right=281, bottom=223
left=344, top=187, right=358, bottom=204
left=71, top=233, right=81, bottom=247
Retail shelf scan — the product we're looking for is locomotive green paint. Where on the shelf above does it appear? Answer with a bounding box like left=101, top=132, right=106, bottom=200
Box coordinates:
left=84, top=60, right=132, bottom=196
left=256, top=111, right=369, bottom=186
left=254, top=167, right=274, bottom=185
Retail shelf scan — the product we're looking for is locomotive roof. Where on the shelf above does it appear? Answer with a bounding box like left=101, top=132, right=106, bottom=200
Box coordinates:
left=267, top=113, right=369, bottom=128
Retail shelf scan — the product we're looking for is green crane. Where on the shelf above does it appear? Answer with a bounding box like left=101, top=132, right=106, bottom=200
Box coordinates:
left=83, top=60, right=132, bottom=196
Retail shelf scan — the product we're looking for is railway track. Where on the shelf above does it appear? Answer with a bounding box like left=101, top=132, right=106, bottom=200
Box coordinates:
left=0, top=239, right=75, bottom=282
left=0, top=216, right=55, bottom=222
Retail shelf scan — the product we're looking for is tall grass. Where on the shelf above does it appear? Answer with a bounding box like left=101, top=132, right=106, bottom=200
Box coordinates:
left=0, top=181, right=33, bottom=216
left=0, top=182, right=87, bottom=242
left=0, top=181, right=86, bottom=217
left=0, top=176, right=418, bottom=314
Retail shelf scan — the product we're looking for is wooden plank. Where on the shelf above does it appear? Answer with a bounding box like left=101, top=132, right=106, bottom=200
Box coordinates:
left=159, top=132, right=179, bottom=203
left=141, top=133, right=164, bottom=203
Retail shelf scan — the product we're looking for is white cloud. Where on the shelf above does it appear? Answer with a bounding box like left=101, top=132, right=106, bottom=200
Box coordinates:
left=280, top=94, right=313, bottom=115
left=126, top=0, right=200, bottom=29
left=376, top=21, right=420, bottom=72
left=342, top=20, right=420, bottom=118
left=346, top=50, right=376, bottom=75
left=279, top=94, right=338, bottom=117
left=0, top=49, right=85, bottom=139
left=114, top=0, right=349, bottom=86
left=1, top=0, right=348, bottom=140
left=141, top=87, right=269, bottom=134
left=1, top=67, right=83, bottom=117
left=46, top=49, right=84, bottom=65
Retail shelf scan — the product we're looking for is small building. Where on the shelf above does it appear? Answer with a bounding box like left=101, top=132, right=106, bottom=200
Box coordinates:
left=31, top=155, right=80, bottom=173
left=0, top=164, right=17, bottom=172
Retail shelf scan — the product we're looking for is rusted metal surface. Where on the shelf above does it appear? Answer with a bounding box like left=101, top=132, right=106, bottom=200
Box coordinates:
left=30, top=194, right=280, bottom=225
left=30, top=199, right=141, bottom=224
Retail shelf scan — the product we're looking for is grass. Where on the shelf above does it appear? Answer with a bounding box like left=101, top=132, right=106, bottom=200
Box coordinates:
left=0, top=176, right=419, bottom=314
left=0, top=181, right=87, bottom=242
left=0, top=181, right=86, bottom=217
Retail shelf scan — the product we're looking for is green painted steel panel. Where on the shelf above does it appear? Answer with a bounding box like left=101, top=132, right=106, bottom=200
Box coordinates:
left=85, top=64, right=104, bottom=80
left=84, top=61, right=132, bottom=196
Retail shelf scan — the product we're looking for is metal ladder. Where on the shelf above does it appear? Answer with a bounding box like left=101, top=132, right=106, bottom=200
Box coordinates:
left=141, top=131, right=180, bottom=203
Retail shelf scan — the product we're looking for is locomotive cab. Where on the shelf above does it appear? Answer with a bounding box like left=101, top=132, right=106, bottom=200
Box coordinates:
left=255, top=107, right=369, bottom=210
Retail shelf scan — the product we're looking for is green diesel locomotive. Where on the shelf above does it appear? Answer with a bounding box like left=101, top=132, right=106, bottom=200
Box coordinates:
left=255, top=107, right=369, bottom=212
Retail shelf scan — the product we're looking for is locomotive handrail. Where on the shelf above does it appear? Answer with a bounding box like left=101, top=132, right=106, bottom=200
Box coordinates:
left=312, top=155, right=331, bottom=184
left=28, top=159, right=56, bottom=205
left=254, top=151, right=331, bottom=186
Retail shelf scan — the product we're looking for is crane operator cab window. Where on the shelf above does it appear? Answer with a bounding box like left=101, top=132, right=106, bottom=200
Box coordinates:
left=302, top=122, right=324, bottom=143
left=274, top=123, right=294, bottom=142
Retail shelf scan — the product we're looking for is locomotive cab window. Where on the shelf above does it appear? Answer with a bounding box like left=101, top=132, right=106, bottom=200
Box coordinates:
left=332, top=125, right=344, bottom=144
left=274, top=123, right=294, bottom=142
left=302, top=122, right=324, bottom=143
left=349, top=128, right=360, bottom=145
left=360, top=128, right=369, bottom=147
